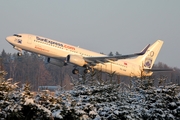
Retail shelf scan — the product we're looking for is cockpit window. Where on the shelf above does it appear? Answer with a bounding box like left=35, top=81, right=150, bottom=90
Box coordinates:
left=13, top=34, right=22, bottom=37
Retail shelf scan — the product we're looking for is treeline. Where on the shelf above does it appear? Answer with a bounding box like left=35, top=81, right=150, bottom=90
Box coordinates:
left=1, top=50, right=75, bottom=91
left=1, top=49, right=180, bottom=91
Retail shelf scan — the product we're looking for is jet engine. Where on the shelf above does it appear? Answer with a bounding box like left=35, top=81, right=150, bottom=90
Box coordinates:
left=46, top=57, right=66, bottom=67
left=66, top=54, right=86, bottom=67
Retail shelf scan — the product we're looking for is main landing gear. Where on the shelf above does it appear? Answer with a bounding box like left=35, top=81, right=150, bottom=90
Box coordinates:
left=84, top=69, right=91, bottom=74
left=72, top=67, right=91, bottom=75
left=72, top=69, right=79, bottom=74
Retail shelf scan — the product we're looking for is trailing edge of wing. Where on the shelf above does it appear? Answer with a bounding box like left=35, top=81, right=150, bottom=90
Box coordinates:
left=84, top=44, right=150, bottom=64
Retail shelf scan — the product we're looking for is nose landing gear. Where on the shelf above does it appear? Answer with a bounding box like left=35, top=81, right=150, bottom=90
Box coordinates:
left=17, top=52, right=22, bottom=56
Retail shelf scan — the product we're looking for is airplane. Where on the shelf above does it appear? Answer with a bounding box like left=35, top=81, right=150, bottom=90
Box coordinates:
left=6, top=33, right=164, bottom=78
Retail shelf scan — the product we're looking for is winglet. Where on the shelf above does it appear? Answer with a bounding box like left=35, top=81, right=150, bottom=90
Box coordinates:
left=137, top=44, right=150, bottom=55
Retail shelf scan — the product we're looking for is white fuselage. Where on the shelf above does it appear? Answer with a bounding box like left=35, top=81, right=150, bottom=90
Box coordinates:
left=6, top=34, right=146, bottom=77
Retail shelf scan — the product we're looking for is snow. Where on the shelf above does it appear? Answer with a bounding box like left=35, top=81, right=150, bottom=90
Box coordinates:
left=0, top=79, right=180, bottom=119
left=52, top=110, right=63, bottom=119
left=24, top=98, right=34, bottom=105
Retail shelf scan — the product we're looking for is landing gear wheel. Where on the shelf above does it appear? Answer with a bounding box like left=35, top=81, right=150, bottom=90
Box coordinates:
left=72, top=69, right=79, bottom=74
left=17, top=52, right=22, bottom=56
left=84, top=69, right=90, bottom=74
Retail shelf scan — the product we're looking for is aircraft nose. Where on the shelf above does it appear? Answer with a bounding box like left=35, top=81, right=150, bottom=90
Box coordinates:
left=6, top=36, right=13, bottom=43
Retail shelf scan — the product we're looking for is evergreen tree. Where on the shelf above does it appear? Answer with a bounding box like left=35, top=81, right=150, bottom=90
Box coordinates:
left=115, top=51, right=121, bottom=55
left=108, top=51, right=113, bottom=56
left=1, top=49, right=7, bottom=58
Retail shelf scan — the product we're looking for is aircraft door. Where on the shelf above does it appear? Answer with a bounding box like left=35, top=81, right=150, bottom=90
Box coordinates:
left=131, top=65, right=135, bottom=77
left=27, top=35, right=33, bottom=44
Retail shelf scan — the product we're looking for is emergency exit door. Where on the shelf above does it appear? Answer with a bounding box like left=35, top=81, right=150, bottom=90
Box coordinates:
left=27, top=35, right=33, bottom=44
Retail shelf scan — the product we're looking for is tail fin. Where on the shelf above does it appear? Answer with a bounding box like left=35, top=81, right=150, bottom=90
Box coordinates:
left=135, top=40, right=163, bottom=69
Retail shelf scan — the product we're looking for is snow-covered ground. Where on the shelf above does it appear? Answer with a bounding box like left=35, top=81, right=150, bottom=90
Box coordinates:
left=0, top=79, right=180, bottom=120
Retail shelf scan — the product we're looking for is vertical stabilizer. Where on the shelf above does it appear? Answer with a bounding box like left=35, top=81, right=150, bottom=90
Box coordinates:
left=135, top=40, right=163, bottom=69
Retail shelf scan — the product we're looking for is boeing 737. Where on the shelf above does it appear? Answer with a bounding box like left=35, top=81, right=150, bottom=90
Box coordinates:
left=6, top=34, right=163, bottom=77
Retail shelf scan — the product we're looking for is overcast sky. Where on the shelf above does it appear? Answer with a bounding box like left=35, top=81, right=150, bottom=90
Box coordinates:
left=0, top=1, right=180, bottom=68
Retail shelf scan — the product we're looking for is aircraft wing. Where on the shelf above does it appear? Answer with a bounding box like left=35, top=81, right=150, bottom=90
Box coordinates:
left=84, top=44, right=150, bottom=65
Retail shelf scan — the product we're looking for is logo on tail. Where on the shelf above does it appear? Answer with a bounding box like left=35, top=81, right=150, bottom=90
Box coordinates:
left=144, top=57, right=152, bottom=68
left=144, top=51, right=154, bottom=68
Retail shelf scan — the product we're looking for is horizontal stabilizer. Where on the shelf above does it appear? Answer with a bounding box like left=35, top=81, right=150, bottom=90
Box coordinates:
left=144, top=68, right=174, bottom=72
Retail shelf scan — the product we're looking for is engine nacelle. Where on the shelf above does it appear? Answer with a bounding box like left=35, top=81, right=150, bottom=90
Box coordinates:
left=46, top=57, right=65, bottom=67
left=67, top=54, right=86, bottom=67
